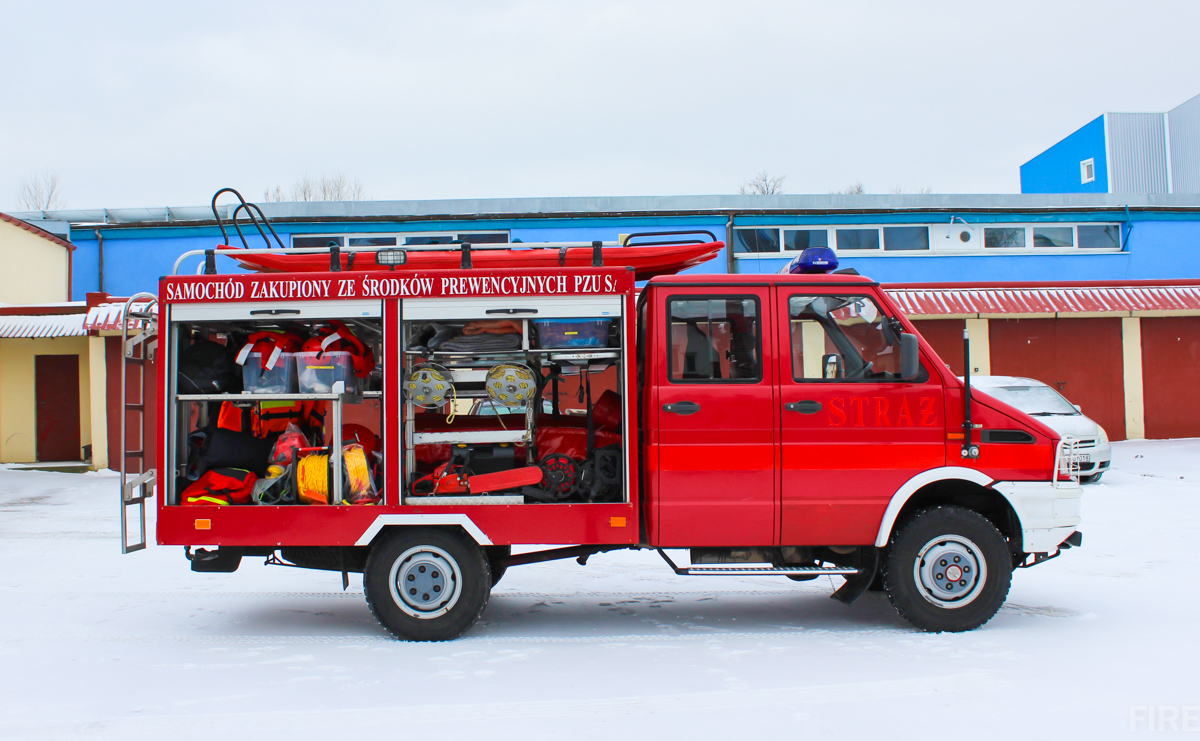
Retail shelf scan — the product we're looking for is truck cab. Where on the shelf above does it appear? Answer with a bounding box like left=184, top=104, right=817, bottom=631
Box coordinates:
left=639, top=272, right=1082, bottom=630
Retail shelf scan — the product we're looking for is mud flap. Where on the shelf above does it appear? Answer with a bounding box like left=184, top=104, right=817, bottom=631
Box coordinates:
left=830, top=547, right=880, bottom=606
left=188, top=546, right=243, bottom=573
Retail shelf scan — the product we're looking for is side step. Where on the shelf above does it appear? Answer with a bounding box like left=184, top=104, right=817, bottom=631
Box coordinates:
left=656, top=549, right=858, bottom=577
left=656, top=548, right=880, bottom=606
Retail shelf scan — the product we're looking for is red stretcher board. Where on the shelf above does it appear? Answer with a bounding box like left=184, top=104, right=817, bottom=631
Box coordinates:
left=217, top=240, right=724, bottom=281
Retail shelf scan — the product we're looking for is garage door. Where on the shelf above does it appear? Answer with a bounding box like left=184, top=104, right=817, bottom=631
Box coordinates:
left=1140, top=317, right=1200, bottom=440
left=910, top=319, right=965, bottom=376
left=988, top=318, right=1126, bottom=441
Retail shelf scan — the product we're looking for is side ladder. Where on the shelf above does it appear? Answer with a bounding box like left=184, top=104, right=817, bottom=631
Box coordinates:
left=121, top=293, right=159, bottom=553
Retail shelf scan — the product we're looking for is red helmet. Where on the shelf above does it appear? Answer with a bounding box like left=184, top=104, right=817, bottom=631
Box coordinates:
left=342, top=424, right=379, bottom=458
left=302, top=320, right=375, bottom=378
left=236, top=330, right=303, bottom=370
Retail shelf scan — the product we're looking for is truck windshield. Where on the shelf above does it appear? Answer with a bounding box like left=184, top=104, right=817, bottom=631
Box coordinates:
left=981, top=385, right=1079, bottom=416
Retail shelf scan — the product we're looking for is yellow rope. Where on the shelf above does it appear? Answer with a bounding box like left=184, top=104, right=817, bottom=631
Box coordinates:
left=296, top=453, right=329, bottom=505
left=444, top=384, right=458, bottom=425
left=297, top=445, right=374, bottom=505
left=343, top=445, right=372, bottom=502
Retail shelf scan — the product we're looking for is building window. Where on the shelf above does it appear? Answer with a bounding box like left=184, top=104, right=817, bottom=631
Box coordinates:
left=1081, top=158, right=1095, bottom=184
left=733, top=228, right=780, bottom=253
left=349, top=237, right=397, bottom=247
left=1078, top=224, right=1120, bottom=249
left=1033, top=226, right=1074, bottom=247
left=836, top=228, right=880, bottom=250
left=293, top=236, right=344, bottom=248
left=784, top=229, right=828, bottom=251
left=883, top=226, right=930, bottom=251
left=294, top=231, right=509, bottom=248
left=984, top=227, right=1026, bottom=248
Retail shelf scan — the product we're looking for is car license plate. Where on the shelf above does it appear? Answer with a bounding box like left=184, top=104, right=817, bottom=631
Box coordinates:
left=1076, top=453, right=1091, bottom=463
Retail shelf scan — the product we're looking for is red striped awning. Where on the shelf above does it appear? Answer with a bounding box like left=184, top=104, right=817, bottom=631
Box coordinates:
left=0, top=313, right=86, bottom=338
left=885, top=284, right=1200, bottom=317
left=83, top=302, right=156, bottom=332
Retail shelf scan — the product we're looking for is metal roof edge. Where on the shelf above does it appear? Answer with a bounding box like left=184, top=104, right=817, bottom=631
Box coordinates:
left=13, top=193, right=1200, bottom=228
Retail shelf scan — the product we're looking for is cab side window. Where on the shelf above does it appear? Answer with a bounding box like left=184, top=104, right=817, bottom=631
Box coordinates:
left=668, top=297, right=761, bottom=383
left=789, top=294, right=918, bottom=382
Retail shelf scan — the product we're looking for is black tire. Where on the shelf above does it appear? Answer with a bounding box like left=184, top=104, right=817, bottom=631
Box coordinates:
left=485, top=545, right=511, bottom=587
left=883, top=506, right=1011, bottom=633
left=1081, top=472, right=1103, bottom=484
left=363, top=528, right=491, bottom=641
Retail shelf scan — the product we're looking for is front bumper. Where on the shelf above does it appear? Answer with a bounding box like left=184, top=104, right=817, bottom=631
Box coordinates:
left=990, top=480, right=1082, bottom=554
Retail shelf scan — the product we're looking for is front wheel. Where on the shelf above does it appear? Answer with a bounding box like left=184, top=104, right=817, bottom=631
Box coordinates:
left=1081, top=472, right=1104, bottom=484
left=364, top=528, right=491, bottom=641
left=883, top=506, right=1011, bottom=632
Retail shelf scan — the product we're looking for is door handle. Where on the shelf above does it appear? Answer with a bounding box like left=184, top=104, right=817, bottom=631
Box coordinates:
left=663, top=401, right=701, bottom=415
left=785, top=400, right=822, bottom=414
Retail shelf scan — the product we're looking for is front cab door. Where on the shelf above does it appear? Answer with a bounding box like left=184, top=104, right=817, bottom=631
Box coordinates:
left=653, top=288, right=777, bottom=546
left=775, top=289, right=946, bottom=546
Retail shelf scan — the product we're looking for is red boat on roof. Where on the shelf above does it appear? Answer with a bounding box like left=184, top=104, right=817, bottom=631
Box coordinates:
left=206, top=188, right=722, bottom=280
left=220, top=239, right=724, bottom=280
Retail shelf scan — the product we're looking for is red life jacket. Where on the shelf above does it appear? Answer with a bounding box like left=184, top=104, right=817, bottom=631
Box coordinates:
left=303, top=320, right=375, bottom=378
left=217, top=399, right=327, bottom=438
left=236, top=330, right=304, bottom=371
left=182, top=468, right=257, bottom=505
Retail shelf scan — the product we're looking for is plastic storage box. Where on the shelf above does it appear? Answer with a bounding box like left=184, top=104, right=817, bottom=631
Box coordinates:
left=533, top=318, right=612, bottom=348
left=296, top=351, right=361, bottom=394
left=242, top=353, right=297, bottom=394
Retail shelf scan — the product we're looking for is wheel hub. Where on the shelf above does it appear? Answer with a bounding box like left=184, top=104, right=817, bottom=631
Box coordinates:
left=388, top=546, right=462, bottom=619
left=914, top=535, right=987, bottom=609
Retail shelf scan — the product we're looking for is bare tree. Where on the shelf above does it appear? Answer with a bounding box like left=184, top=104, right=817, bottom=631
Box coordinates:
left=738, top=171, right=785, bottom=195
left=264, top=173, right=367, bottom=202
left=888, top=184, right=933, bottom=194
left=18, top=171, right=65, bottom=211
left=839, top=182, right=866, bottom=195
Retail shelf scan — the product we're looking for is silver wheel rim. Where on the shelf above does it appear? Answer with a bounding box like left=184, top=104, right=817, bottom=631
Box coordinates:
left=913, top=534, right=987, bottom=609
left=388, top=546, right=463, bottom=619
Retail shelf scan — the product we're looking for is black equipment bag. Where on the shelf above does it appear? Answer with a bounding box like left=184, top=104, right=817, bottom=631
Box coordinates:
left=178, top=337, right=241, bottom=394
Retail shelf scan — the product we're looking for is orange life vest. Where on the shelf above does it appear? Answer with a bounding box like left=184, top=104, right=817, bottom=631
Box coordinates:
left=218, top=399, right=327, bottom=438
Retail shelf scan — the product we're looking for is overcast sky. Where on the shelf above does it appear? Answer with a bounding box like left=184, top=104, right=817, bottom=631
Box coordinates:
left=3, top=0, right=1199, bottom=212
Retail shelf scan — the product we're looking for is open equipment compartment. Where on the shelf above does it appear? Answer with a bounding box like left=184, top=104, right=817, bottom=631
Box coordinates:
left=401, top=294, right=628, bottom=506
left=165, top=299, right=384, bottom=509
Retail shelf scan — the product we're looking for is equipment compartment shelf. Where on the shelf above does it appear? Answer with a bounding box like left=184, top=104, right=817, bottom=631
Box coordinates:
left=412, top=430, right=529, bottom=445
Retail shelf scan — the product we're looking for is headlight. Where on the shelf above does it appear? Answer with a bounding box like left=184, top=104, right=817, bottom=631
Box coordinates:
left=1097, top=426, right=1109, bottom=445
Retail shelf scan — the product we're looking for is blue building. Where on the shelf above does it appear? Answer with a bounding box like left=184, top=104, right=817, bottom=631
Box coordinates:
left=1021, top=93, right=1200, bottom=194
left=10, top=193, right=1200, bottom=298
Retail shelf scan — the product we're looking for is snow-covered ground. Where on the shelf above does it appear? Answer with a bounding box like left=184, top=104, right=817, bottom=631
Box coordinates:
left=1, top=440, right=1197, bottom=739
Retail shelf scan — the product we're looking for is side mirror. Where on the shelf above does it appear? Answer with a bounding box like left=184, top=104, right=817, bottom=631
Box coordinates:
left=1073, top=404, right=1082, bottom=412
left=900, top=333, right=921, bottom=381
left=822, top=354, right=843, bottom=379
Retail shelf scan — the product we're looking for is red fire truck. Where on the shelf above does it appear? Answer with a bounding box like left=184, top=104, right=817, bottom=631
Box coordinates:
left=117, top=202, right=1083, bottom=641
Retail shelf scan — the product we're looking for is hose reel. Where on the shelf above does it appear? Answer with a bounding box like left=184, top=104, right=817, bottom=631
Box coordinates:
left=403, top=363, right=455, bottom=408
left=484, top=363, right=536, bottom=408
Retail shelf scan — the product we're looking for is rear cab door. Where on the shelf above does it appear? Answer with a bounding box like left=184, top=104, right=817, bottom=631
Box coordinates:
left=649, top=285, right=778, bottom=546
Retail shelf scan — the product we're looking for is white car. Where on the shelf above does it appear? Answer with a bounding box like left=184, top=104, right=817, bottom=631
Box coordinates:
left=967, top=375, right=1112, bottom=483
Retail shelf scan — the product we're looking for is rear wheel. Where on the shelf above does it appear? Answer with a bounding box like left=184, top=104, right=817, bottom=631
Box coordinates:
left=883, top=506, right=1011, bottom=632
left=364, top=528, right=491, bottom=641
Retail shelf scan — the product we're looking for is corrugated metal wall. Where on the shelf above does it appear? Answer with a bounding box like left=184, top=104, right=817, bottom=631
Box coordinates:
left=1107, top=113, right=1170, bottom=194
left=1168, top=93, right=1200, bottom=194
